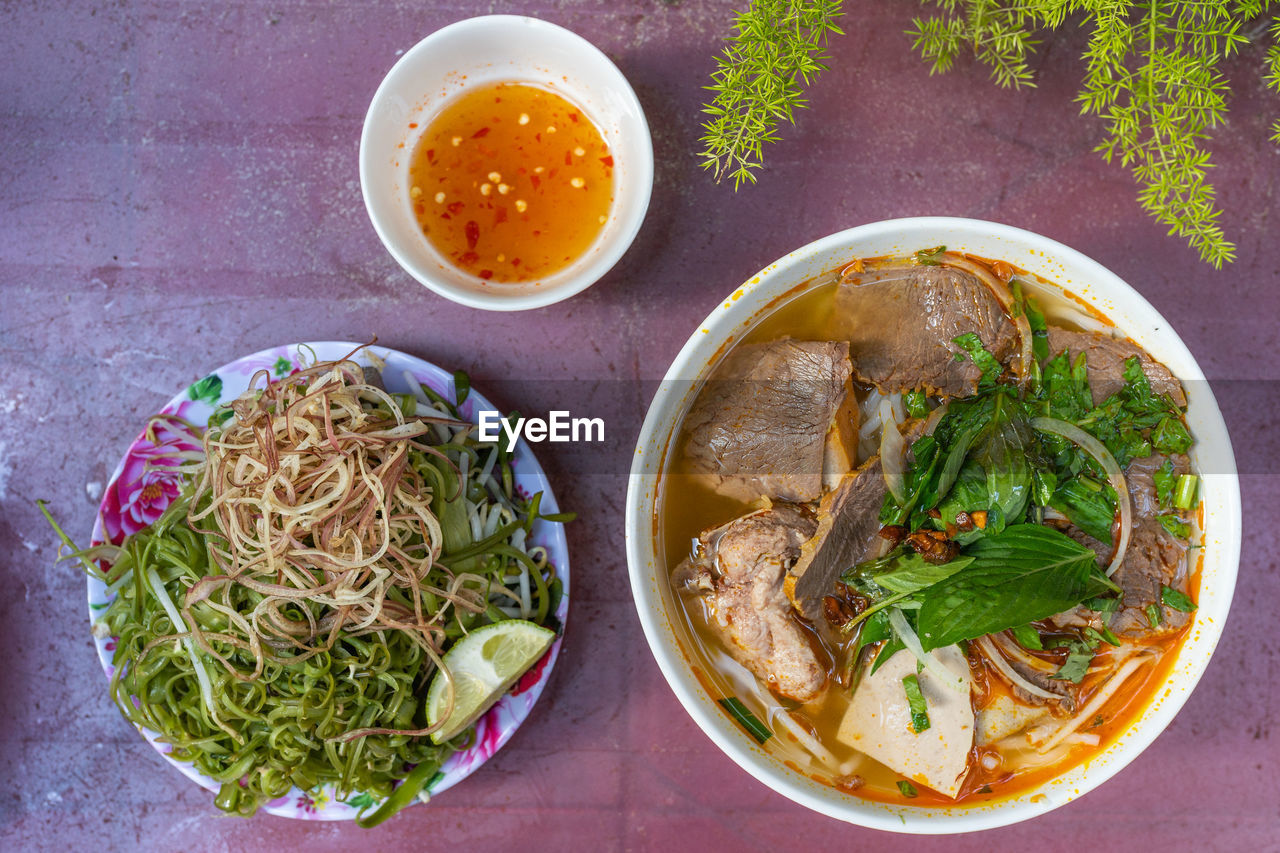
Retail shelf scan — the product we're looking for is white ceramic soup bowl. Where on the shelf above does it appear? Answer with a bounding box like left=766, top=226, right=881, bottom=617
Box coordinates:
left=624, top=217, right=1241, bottom=833
left=360, top=15, right=653, bottom=311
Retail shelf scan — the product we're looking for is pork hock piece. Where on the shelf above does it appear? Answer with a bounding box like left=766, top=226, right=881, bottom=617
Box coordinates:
left=683, top=339, right=858, bottom=503
left=674, top=504, right=829, bottom=703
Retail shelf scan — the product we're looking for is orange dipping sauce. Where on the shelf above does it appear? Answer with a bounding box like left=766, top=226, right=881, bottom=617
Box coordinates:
left=407, top=82, right=615, bottom=283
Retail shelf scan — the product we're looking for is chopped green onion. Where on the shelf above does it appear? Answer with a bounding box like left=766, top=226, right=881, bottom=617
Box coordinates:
left=902, top=674, right=931, bottom=734
left=1085, top=624, right=1121, bottom=647
left=897, top=780, right=919, bottom=798
left=719, top=697, right=772, bottom=744
left=1173, top=474, right=1199, bottom=510
left=1145, top=603, right=1163, bottom=628
left=1161, top=585, right=1198, bottom=613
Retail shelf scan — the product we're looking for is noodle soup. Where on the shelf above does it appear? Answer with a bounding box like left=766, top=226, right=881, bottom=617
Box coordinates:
left=658, top=251, right=1202, bottom=807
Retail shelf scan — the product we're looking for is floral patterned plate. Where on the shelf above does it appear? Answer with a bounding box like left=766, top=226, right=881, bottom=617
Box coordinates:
left=88, top=342, right=570, bottom=820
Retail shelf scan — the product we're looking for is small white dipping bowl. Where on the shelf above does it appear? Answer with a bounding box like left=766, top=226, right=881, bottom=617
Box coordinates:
left=625, top=217, right=1241, bottom=833
left=360, top=15, right=653, bottom=311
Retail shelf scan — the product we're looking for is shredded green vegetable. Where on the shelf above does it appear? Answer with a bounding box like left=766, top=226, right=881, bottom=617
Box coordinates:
left=49, top=356, right=568, bottom=821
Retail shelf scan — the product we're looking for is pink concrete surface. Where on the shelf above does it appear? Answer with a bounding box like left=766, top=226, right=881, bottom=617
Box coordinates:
left=2, top=1, right=1277, bottom=850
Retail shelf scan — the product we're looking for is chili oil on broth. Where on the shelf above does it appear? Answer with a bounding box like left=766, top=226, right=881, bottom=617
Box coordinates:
left=656, top=256, right=1201, bottom=808
left=407, top=81, right=615, bottom=283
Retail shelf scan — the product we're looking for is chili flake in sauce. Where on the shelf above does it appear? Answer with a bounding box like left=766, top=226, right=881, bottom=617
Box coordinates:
left=408, top=82, right=614, bottom=283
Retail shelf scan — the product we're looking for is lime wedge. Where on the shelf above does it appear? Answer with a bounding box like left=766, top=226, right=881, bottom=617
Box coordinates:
left=426, top=620, right=555, bottom=744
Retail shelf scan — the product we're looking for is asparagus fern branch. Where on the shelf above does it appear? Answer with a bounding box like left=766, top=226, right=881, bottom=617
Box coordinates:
left=699, top=0, right=845, bottom=188
left=909, top=0, right=1280, bottom=268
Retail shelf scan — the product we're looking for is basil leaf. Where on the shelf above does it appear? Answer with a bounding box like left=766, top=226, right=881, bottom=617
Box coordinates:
left=871, top=555, right=974, bottom=596
left=857, top=608, right=892, bottom=651
left=904, top=389, right=930, bottom=419
left=871, top=635, right=906, bottom=675
left=1011, top=623, right=1043, bottom=650
left=1161, top=585, right=1198, bottom=613
left=1049, top=475, right=1115, bottom=544
left=902, top=674, right=931, bottom=734
left=936, top=395, right=1031, bottom=538
left=915, top=525, right=1097, bottom=651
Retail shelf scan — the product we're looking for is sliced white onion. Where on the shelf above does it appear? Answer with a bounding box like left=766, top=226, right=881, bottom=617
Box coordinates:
left=1031, top=655, right=1149, bottom=754
left=879, top=397, right=907, bottom=503
left=1042, top=506, right=1069, bottom=522
left=991, top=631, right=1057, bottom=674
left=1030, top=416, right=1131, bottom=577
left=975, top=635, right=1062, bottom=701
left=942, top=254, right=1032, bottom=382
left=1042, top=301, right=1114, bottom=336
left=922, top=402, right=950, bottom=436
left=887, top=608, right=967, bottom=693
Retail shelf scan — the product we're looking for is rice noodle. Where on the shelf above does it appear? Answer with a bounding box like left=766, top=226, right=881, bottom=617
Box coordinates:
left=888, top=392, right=906, bottom=426
left=1032, top=655, right=1150, bottom=754
left=770, top=709, right=862, bottom=777
left=975, top=635, right=1062, bottom=701
left=1029, top=417, right=1131, bottom=576
left=1064, top=732, right=1101, bottom=747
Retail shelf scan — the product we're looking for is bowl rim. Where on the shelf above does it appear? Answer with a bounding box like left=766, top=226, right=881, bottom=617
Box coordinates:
left=358, top=14, right=654, bottom=312
left=624, top=216, right=1242, bottom=834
